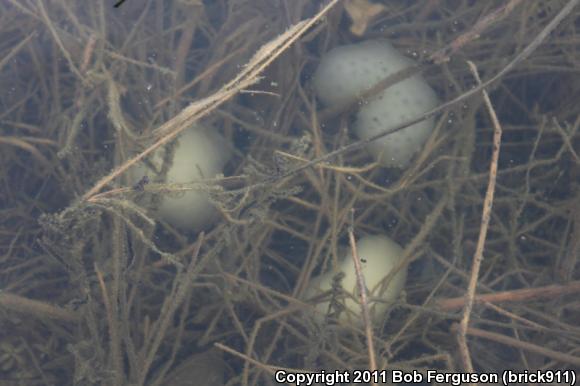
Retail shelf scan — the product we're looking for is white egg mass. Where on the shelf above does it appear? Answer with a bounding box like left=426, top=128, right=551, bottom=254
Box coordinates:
left=306, top=234, right=407, bottom=326
left=313, top=40, right=439, bottom=168
left=131, top=126, right=230, bottom=230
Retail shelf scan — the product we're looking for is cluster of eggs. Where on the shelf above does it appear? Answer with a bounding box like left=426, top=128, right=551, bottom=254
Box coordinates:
left=130, top=39, right=437, bottom=326
left=306, top=40, right=439, bottom=325
left=313, top=40, right=438, bottom=168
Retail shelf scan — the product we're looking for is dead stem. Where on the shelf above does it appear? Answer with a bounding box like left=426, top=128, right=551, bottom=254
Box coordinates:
left=94, top=262, right=123, bottom=386
left=347, top=209, right=377, bottom=384
left=438, top=281, right=580, bottom=311
left=456, top=60, right=504, bottom=375
left=452, top=324, right=580, bottom=367
left=0, top=292, right=78, bottom=323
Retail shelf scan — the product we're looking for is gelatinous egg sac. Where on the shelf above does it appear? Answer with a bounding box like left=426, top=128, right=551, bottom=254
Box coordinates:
left=306, top=234, right=407, bottom=326
left=313, top=40, right=438, bottom=168
left=130, top=127, right=230, bottom=230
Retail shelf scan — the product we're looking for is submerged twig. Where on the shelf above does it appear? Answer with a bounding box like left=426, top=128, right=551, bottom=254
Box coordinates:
left=0, top=292, right=78, bottom=323
left=347, top=209, right=377, bottom=385
left=456, top=60, right=503, bottom=374
left=437, top=281, right=580, bottom=311
left=452, top=324, right=580, bottom=367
